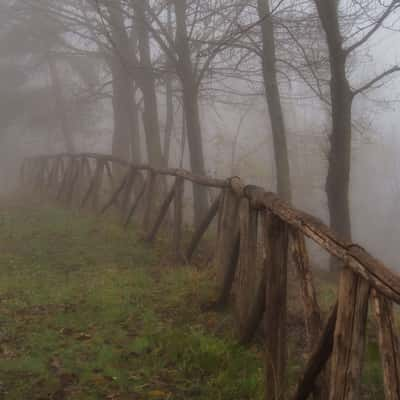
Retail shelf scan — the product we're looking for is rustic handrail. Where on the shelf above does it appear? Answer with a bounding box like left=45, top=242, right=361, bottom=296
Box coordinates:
left=21, top=152, right=400, bottom=400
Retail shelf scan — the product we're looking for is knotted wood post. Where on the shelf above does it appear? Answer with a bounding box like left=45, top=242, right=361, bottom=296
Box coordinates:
left=173, top=177, right=184, bottom=261
left=329, top=267, right=370, bottom=400
left=215, top=186, right=240, bottom=305
left=235, top=197, right=262, bottom=342
left=142, top=170, right=156, bottom=234
left=373, top=290, right=400, bottom=400
left=264, top=213, right=289, bottom=400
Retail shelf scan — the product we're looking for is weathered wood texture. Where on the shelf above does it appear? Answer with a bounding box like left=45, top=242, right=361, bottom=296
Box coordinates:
left=235, top=198, right=260, bottom=341
left=264, top=213, right=289, bottom=400
left=329, top=268, right=370, bottom=400
left=373, top=291, right=400, bottom=400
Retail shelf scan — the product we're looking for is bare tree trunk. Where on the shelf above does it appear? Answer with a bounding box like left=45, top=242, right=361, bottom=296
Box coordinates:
left=174, top=0, right=208, bottom=225
left=48, top=56, right=75, bottom=153
left=135, top=1, right=165, bottom=169
left=313, top=0, right=353, bottom=266
left=106, top=2, right=141, bottom=163
left=257, top=0, right=291, bottom=202
left=111, top=59, right=140, bottom=163
left=164, top=74, right=174, bottom=166
left=163, top=3, right=174, bottom=167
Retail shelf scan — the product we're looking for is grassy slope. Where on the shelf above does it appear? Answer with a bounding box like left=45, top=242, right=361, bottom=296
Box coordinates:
left=0, top=203, right=387, bottom=399
left=0, top=205, right=263, bottom=400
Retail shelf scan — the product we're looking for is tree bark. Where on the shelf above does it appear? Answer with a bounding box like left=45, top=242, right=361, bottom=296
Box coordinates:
left=135, top=1, right=165, bottom=169
left=173, top=0, right=208, bottom=225
left=257, top=0, right=291, bottom=202
left=107, top=2, right=142, bottom=164
left=313, top=0, right=353, bottom=258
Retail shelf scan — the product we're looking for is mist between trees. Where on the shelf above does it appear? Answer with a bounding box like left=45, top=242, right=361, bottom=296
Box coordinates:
left=1, top=0, right=400, bottom=270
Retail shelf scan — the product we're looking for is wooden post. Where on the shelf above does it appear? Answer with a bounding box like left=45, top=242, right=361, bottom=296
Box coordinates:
left=291, top=229, right=322, bottom=345
left=186, top=193, right=221, bottom=262
left=216, top=188, right=240, bottom=291
left=173, top=177, right=184, bottom=261
left=142, top=170, right=156, bottom=233
left=329, top=268, right=370, bottom=400
left=293, top=303, right=338, bottom=400
left=264, top=214, right=289, bottom=400
left=373, top=290, right=400, bottom=400
left=92, top=160, right=105, bottom=212
left=235, top=198, right=259, bottom=340
left=124, top=176, right=147, bottom=228
left=120, top=168, right=136, bottom=217
left=99, top=173, right=128, bottom=215
left=146, top=179, right=178, bottom=242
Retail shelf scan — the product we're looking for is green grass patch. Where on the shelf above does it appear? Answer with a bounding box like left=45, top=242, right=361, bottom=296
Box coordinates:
left=0, top=204, right=263, bottom=399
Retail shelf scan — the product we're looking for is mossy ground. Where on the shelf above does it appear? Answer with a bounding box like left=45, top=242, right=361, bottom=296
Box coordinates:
left=0, top=202, right=387, bottom=399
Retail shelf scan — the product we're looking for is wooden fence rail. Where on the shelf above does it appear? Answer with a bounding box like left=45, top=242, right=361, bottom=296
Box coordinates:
left=21, top=153, right=400, bottom=400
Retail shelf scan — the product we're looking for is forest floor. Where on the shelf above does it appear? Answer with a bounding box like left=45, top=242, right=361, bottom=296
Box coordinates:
left=0, top=201, right=386, bottom=399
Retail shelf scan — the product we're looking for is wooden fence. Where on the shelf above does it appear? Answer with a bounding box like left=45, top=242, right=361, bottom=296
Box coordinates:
left=21, top=152, right=400, bottom=400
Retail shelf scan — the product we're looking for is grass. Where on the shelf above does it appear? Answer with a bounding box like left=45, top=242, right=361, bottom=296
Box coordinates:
left=0, top=203, right=263, bottom=400
left=0, top=201, right=388, bottom=399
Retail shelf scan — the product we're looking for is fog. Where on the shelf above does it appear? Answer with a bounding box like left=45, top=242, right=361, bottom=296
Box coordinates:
left=1, top=0, right=400, bottom=269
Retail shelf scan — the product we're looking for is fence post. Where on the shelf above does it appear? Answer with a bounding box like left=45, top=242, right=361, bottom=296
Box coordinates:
left=373, top=290, right=400, bottom=400
left=173, top=177, right=184, bottom=261
left=92, top=160, right=105, bottom=212
left=215, top=187, right=240, bottom=298
left=264, top=214, right=289, bottom=400
left=235, top=198, right=261, bottom=342
left=142, top=170, right=156, bottom=233
left=329, top=268, right=370, bottom=400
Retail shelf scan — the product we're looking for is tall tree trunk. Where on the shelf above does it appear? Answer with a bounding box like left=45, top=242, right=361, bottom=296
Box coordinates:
left=314, top=0, right=353, bottom=251
left=163, top=3, right=174, bottom=167
left=48, top=56, right=75, bottom=153
left=106, top=2, right=142, bottom=163
left=163, top=74, right=174, bottom=166
left=174, top=0, right=208, bottom=225
left=135, top=1, right=165, bottom=169
left=111, top=59, right=140, bottom=163
left=257, top=0, right=291, bottom=202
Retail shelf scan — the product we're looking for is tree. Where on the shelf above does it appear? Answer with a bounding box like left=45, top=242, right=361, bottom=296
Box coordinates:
left=313, top=0, right=400, bottom=247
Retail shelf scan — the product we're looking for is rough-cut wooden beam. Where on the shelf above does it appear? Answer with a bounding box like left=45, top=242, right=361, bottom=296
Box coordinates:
left=186, top=193, right=222, bottom=262
left=329, top=269, right=370, bottom=400
left=173, top=177, right=184, bottom=260
left=264, top=214, right=289, bottom=400
left=142, top=170, right=156, bottom=233
left=373, top=290, right=400, bottom=400
left=124, top=178, right=147, bottom=228
left=291, top=228, right=322, bottom=345
left=81, top=161, right=103, bottom=209
left=91, top=160, right=105, bottom=211
left=214, top=231, right=240, bottom=308
left=146, top=179, right=178, bottom=243
left=99, top=173, right=128, bottom=215
left=292, top=303, right=338, bottom=400
left=235, top=198, right=259, bottom=340
left=216, top=188, right=240, bottom=290
left=31, top=153, right=228, bottom=188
